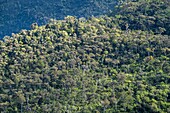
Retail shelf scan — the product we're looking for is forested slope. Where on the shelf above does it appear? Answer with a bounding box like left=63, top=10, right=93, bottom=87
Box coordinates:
left=109, top=0, right=170, bottom=35
left=0, top=0, right=170, bottom=112
left=0, top=0, right=116, bottom=38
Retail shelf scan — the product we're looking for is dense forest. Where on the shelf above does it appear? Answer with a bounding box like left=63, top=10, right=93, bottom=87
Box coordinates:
left=0, top=0, right=116, bottom=38
left=0, top=0, right=170, bottom=112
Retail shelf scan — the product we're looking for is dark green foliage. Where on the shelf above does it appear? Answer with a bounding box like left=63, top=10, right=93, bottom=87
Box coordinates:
left=109, top=0, right=170, bottom=35
left=0, top=0, right=116, bottom=38
left=0, top=1, right=170, bottom=112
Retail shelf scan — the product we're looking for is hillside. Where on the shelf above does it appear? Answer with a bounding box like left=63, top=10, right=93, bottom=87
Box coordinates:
left=0, top=0, right=116, bottom=38
left=109, top=0, right=170, bottom=35
left=0, top=0, right=170, bottom=113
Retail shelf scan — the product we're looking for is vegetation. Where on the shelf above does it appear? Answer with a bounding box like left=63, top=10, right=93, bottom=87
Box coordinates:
left=0, top=0, right=116, bottom=38
left=0, top=0, right=170, bottom=112
left=109, top=0, right=170, bottom=35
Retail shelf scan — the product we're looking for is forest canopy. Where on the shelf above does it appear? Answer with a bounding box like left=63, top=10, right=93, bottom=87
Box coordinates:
left=109, top=0, right=170, bottom=35
left=0, top=0, right=170, bottom=112
left=0, top=0, right=116, bottom=38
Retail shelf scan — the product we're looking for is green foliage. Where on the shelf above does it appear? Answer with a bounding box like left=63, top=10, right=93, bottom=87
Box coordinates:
left=110, top=0, right=170, bottom=35
left=0, top=1, right=170, bottom=112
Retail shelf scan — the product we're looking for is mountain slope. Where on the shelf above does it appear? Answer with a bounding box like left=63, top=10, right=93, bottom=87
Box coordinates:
left=0, top=0, right=170, bottom=112
left=109, top=0, right=170, bottom=35
left=0, top=0, right=116, bottom=39
left=0, top=16, right=170, bottom=112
